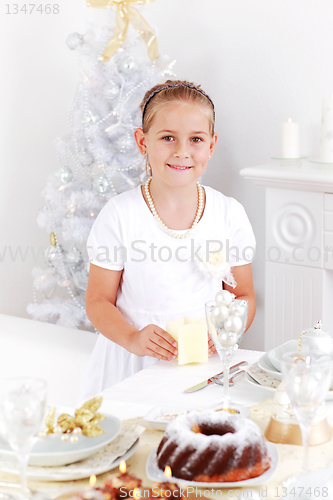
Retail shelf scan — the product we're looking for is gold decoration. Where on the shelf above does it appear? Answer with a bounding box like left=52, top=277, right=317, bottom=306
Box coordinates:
left=50, top=232, right=56, bottom=246
left=86, top=0, right=158, bottom=62
left=44, top=396, right=106, bottom=438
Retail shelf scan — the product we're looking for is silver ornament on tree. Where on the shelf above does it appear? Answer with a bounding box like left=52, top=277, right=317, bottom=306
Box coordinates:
left=65, top=245, right=83, bottom=266
left=84, top=110, right=99, bottom=126
left=93, top=174, right=111, bottom=193
left=45, top=233, right=65, bottom=268
left=90, top=160, right=105, bottom=177
left=118, top=56, right=137, bottom=74
left=115, top=133, right=135, bottom=154
left=55, top=166, right=73, bottom=185
left=66, top=33, right=84, bottom=50
left=77, top=150, right=94, bottom=168
left=102, top=81, right=120, bottom=101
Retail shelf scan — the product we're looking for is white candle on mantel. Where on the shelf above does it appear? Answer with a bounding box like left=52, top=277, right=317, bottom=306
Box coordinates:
left=320, top=94, right=333, bottom=163
left=281, top=118, right=300, bottom=158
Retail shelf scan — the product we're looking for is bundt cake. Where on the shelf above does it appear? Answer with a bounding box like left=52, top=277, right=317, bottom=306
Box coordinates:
left=156, top=410, right=271, bottom=482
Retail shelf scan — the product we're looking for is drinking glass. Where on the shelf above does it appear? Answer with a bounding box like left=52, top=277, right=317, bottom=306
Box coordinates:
left=205, top=296, right=248, bottom=411
left=0, top=378, right=47, bottom=499
left=281, top=352, right=332, bottom=482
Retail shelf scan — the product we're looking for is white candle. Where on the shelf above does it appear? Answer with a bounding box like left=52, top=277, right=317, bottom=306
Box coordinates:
left=320, top=95, right=333, bottom=162
left=281, top=118, right=300, bottom=158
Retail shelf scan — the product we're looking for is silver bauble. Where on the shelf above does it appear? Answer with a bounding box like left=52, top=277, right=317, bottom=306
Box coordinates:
left=118, top=56, right=137, bottom=74
left=215, top=290, right=232, bottom=306
left=66, top=33, right=84, bottom=50
left=115, top=134, right=135, bottom=154
left=228, top=302, right=247, bottom=317
left=84, top=110, right=99, bottom=126
left=55, top=165, right=73, bottom=185
left=93, top=174, right=110, bottom=193
left=77, top=150, right=94, bottom=167
left=224, top=315, right=243, bottom=333
left=102, top=81, right=120, bottom=101
left=45, top=244, right=65, bottom=268
left=65, top=246, right=82, bottom=266
left=211, top=305, right=229, bottom=328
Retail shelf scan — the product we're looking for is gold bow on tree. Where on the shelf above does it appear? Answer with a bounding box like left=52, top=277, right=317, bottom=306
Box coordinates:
left=87, top=0, right=159, bottom=62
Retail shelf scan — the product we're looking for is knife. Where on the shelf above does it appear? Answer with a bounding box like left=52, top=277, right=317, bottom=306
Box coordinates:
left=183, top=361, right=248, bottom=393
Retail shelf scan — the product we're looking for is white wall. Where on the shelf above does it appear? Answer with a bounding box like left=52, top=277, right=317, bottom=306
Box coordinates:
left=2, top=0, right=333, bottom=350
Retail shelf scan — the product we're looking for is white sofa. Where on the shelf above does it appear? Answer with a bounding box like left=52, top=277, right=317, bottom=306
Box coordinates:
left=0, top=314, right=97, bottom=407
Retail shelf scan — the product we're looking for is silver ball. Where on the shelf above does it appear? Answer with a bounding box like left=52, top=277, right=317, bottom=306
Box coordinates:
left=211, top=305, right=229, bottom=328
left=65, top=246, right=82, bottom=266
left=215, top=290, right=233, bottom=306
left=93, top=174, right=110, bottom=194
left=55, top=165, right=73, bottom=185
left=119, top=56, right=137, bottom=74
left=102, top=81, right=120, bottom=101
left=115, top=134, right=135, bottom=154
left=66, top=33, right=84, bottom=50
left=228, top=302, right=247, bottom=317
left=224, top=315, right=243, bottom=333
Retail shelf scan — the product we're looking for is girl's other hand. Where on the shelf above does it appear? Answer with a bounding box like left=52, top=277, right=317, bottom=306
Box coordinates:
left=208, top=333, right=217, bottom=355
left=129, top=324, right=178, bottom=360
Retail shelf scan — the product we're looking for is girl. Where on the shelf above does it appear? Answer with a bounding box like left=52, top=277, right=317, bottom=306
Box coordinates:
left=80, top=80, right=256, bottom=400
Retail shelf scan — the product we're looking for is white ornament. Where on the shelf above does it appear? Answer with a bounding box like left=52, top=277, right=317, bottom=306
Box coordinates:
left=119, top=56, right=137, bottom=74
left=65, top=245, right=82, bottom=266
left=212, top=305, right=229, bottom=328
left=115, top=134, right=135, bottom=154
left=66, top=33, right=84, bottom=50
left=224, top=315, right=243, bottom=333
left=229, top=302, right=247, bottom=317
left=44, top=244, right=64, bottom=268
left=70, top=435, right=79, bottom=444
left=102, top=81, right=120, bottom=101
left=84, top=110, right=99, bottom=126
left=93, top=174, right=110, bottom=193
left=55, top=166, right=73, bottom=185
left=215, top=290, right=232, bottom=306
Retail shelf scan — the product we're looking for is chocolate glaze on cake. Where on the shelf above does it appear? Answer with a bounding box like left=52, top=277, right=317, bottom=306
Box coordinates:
left=156, top=410, right=271, bottom=482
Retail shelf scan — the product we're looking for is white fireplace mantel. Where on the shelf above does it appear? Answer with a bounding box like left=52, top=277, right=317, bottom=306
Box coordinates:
left=240, top=161, right=333, bottom=350
left=240, top=162, right=333, bottom=193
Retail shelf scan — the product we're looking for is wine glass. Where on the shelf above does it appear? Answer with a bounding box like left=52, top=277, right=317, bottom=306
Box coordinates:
left=0, top=377, right=47, bottom=499
left=281, top=352, right=332, bottom=483
left=205, top=291, right=248, bottom=412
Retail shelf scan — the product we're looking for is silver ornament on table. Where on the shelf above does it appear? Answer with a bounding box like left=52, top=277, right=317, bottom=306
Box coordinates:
left=298, top=321, right=333, bottom=357
left=118, top=56, right=137, bottom=74
left=212, top=304, right=229, bottom=328
left=66, top=33, right=84, bottom=50
left=215, top=290, right=233, bottom=306
left=115, top=133, right=135, bottom=154
left=102, top=81, right=120, bottom=101
left=65, top=245, right=82, bottom=266
left=224, top=315, right=243, bottom=333
left=55, top=165, right=73, bottom=185
left=93, top=174, right=110, bottom=193
left=229, top=301, right=247, bottom=317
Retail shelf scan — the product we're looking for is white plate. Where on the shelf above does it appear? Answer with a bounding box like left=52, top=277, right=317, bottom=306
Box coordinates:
left=0, top=414, right=121, bottom=467
left=267, top=340, right=298, bottom=372
left=143, top=406, right=190, bottom=431
left=284, top=467, right=333, bottom=498
left=257, top=353, right=282, bottom=380
left=0, top=438, right=139, bottom=481
left=146, top=442, right=279, bottom=487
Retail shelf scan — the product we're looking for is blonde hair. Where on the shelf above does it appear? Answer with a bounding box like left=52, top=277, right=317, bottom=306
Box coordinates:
left=140, top=80, right=215, bottom=136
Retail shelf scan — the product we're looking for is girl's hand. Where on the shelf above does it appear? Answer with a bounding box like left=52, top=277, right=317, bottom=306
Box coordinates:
left=129, top=324, right=178, bottom=360
left=208, top=333, right=217, bottom=355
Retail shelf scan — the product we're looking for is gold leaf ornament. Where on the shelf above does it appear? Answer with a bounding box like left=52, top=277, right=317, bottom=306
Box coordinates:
left=86, top=0, right=158, bottom=62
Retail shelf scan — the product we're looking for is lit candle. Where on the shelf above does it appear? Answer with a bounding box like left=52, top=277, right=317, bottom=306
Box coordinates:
left=104, top=461, right=142, bottom=498
left=281, top=118, right=300, bottom=158
left=320, top=95, right=333, bottom=162
left=82, top=475, right=104, bottom=500
left=153, top=466, right=185, bottom=499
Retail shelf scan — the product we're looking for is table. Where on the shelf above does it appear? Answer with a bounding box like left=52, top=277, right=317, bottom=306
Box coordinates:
left=1, top=349, right=333, bottom=499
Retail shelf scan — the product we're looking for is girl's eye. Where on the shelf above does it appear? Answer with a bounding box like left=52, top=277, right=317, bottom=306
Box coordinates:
left=162, top=136, right=174, bottom=142
left=192, top=137, right=203, bottom=143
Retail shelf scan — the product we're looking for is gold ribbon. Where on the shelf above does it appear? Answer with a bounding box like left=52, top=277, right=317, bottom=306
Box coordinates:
left=87, top=0, right=158, bottom=63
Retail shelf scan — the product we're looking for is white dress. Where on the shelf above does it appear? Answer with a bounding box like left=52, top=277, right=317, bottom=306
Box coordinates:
left=78, top=185, right=255, bottom=401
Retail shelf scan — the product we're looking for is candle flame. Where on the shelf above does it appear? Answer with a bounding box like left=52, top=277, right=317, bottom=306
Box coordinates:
left=133, top=488, right=141, bottom=499
left=119, top=460, right=126, bottom=474
left=90, top=475, right=97, bottom=487
left=164, top=466, right=172, bottom=478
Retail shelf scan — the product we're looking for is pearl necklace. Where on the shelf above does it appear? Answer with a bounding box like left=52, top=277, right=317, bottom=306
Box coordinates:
left=144, top=177, right=204, bottom=239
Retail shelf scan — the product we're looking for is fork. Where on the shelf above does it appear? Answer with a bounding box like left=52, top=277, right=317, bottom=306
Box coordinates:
left=211, top=370, right=245, bottom=387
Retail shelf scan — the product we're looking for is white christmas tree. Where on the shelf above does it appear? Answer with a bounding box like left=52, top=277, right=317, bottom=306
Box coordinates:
left=27, top=5, right=175, bottom=329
